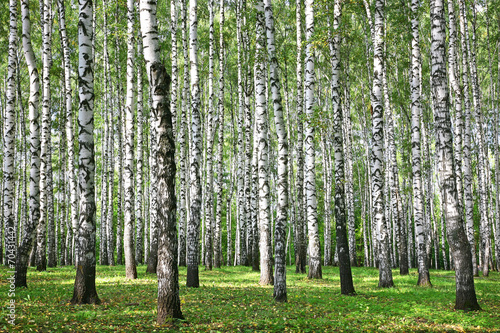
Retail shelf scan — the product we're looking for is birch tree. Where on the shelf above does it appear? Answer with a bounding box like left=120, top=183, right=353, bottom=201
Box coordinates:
left=123, top=0, right=137, bottom=279
left=71, top=0, right=100, bottom=305
left=329, top=0, right=355, bottom=295
left=187, top=0, right=202, bottom=288
left=254, top=0, right=273, bottom=285
left=371, top=0, right=393, bottom=288
left=295, top=0, right=306, bottom=274
left=430, top=0, right=480, bottom=311
left=264, top=0, right=288, bottom=301
left=135, top=13, right=145, bottom=265
left=410, top=0, right=431, bottom=287
left=304, top=0, right=321, bottom=280
left=15, top=0, right=40, bottom=288
left=214, top=0, right=225, bottom=269
left=140, top=0, right=183, bottom=322
left=204, top=0, right=215, bottom=271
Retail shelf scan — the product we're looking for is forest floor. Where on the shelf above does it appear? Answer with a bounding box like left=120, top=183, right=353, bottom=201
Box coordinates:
left=1, top=264, right=499, bottom=332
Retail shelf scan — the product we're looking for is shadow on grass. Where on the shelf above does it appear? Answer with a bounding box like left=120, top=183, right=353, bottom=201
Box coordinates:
left=1, top=265, right=498, bottom=332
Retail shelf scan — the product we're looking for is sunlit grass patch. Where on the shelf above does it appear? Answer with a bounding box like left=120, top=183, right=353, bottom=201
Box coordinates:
left=1, top=264, right=499, bottom=332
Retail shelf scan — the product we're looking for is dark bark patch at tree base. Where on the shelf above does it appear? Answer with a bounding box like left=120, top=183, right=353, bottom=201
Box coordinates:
left=273, top=293, right=287, bottom=302
left=71, top=264, right=100, bottom=305
left=417, top=273, right=432, bottom=287
left=186, top=266, right=200, bottom=288
left=455, top=296, right=481, bottom=312
left=157, top=295, right=184, bottom=324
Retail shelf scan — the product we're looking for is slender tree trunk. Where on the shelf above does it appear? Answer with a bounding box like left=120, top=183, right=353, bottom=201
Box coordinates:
left=187, top=0, right=202, bottom=288
left=304, top=0, right=321, bottom=280
left=135, top=21, right=144, bottom=266
left=294, top=0, right=306, bottom=274
left=214, top=0, right=225, bottom=269
left=457, top=0, right=478, bottom=277
left=100, top=123, right=108, bottom=266
left=329, top=0, right=355, bottom=295
left=254, top=0, right=273, bottom=285
left=146, top=121, right=158, bottom=274
left=71, top=0, right=100, bottom=305
left=343, top=60, right=357, bottom=269
left=106, top=5, right=115, bottom=266
left=263, top=0, right=288, bottom=301
left=115, top=6, right=125, bottom=265
left=467, top=2, right=489, bottom=277
left=410, top=0, right=431, bottom=287
left=36, top=0, right=52, bottom=272
left=430, top=0, right=480, bottom=311
left=371, top=0, right=393, bottom=288
left=15, top=0, right=40, bottom=287
left=140, top=0, right=183, bottom=321
left=123, top=0, right=137, bottom=279
left=203, top=0, right=215, bottom=271
left=178, top=0, right=190, bottom=268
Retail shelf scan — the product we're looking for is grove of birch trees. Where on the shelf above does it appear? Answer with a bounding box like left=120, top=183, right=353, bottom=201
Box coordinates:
left=4, top=0, right=500, bottom=322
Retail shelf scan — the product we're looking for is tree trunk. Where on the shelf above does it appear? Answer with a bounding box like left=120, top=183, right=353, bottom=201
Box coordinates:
left=329, top=0, right=355, bottom=295
left=214, top=0, right=225, bottom=269
left=304, top=0, right=321, bottom=280
left=410, top=0, right=431, bottom=287
left=204, top=0, right=215, bottom=271
left=457, top=0, right=478, bottom=277
left=115, top=6, right=125, bottom=266
left=135, top=20, right=145, bottom=266
left=178, top=0, right=190, bottom=268
left=294, top=0, right=306, bottom=275
left=106, top=6, right=115, bottom=266
left=71, top=0, right=100, bottom=305
left=146, top=122, right=158, bottom=274
left=264, top=0, right=288, bottom=301
left=140, top=0, right=183, bottom=322
left=371, top=0, right=393, bottom=288
left=15, top=0, right=40, bottom=288
left=254, top=0, right=273, bottom=285
left=124, top=0, right=137, bottom=279
left=187, top=0, right=202, bottom=288
left=430, top=0, right=480, bottom=311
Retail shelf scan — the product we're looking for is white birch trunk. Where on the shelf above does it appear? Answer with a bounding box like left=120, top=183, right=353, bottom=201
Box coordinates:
left=264, top=0, right=288, bottom=301
left=304, top=0, right=321, bottom=280
left=71, top=0, right=100, bottom=304
left=410, top=0, right=430, bottom=286
left=431, top=0, right=480, bottom=311
left=15, top=0, right=40, bottom=287
left=371, top=0, right=393, bottom=287
left=187, top=0, right=202, bottom=287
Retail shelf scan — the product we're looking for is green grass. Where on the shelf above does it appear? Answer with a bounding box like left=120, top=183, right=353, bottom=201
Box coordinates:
left=1, top=264, right=499, bottom=332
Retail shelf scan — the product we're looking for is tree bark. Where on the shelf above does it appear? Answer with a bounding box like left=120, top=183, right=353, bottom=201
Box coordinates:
left=254, top=0, right=273, bottom=286
left=430, top=0, right=480, bottom=311
left=187, top=0, right=202, bottom=288
left=304, top=0, right=321, bottom=280
left=71, top=0, right=100, bottom=305
left=371, top=0, right=393, bottom=288
left=124, top=0, right=137, bottom=279
left=15, top=0, right=40, bottom=288
left=264, top=0, right=288, bottom=301
left=410, top=0, right=431, bottom=287
left=140, top=0, right=183, bottom=322
left=329, top=0, right=355, bottom=295
left=294, top=0, right=306, bottom=275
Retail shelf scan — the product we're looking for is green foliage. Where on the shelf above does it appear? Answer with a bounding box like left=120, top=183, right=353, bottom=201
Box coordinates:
left=2, top=265, right=499, bottom=332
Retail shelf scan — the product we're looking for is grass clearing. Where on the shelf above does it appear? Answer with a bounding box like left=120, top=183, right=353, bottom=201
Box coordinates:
left=1, top=265, right=499, bottom=332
